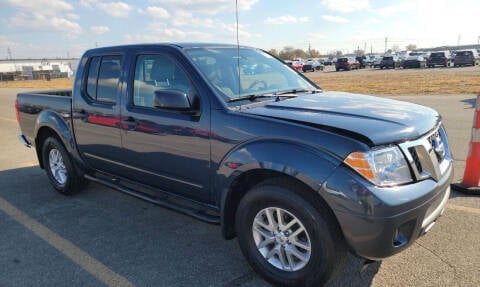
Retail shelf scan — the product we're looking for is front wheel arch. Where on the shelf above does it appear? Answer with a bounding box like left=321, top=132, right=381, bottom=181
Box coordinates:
left=221, top=171, right=342, bottom=243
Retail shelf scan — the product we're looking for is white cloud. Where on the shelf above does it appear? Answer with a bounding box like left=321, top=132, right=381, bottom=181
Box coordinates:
left=138, top=6, right=170, bottom=19
left=170, top=10, right=194, bottom=26
left=321, top=15, right=349, bottom=23
left=0, top=35, right=16, bottom=48
left=81, top=1, right=133, bottom=17
left=66, top=13, right=79, bottom=20
left=98, top=2, right=132, bottom=17
left=90, top=26, right=110, bottom=34
left=5, top=0, right=73, bottom=15
left=4, top=0, right=82, bottom=39
left=124, top=28, right=212, bottom=43
left=9, top=13, right=82, bottom=38
left=79, top=0, right=98, bottom=8
left=264, top=15, right=309, bottom=25
left=150, top=0, right=258, bottom=14
left=376, top=2, right=415, bottom=17
left=321, top=0, right=369, bottom=13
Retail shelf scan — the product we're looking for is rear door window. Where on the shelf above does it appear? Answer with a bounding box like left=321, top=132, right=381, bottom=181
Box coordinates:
left=86, top=57, right=101, bottom=100
left=85, top=55, right=122, bottom=103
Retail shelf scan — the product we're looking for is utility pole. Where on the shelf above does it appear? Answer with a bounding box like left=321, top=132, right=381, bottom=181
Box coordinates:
left=7, top=47, right=17, bottom=72
left=457, top=34, right=461, bottom=46
left=384, top=37, right=388, bottom=53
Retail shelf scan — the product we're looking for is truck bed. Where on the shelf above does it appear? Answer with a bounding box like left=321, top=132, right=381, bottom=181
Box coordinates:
left=16, top=89, right=73, bottom=147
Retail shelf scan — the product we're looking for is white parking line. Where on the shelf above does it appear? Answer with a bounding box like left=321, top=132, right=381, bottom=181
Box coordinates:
left=0, top=197, right=135, bottom=287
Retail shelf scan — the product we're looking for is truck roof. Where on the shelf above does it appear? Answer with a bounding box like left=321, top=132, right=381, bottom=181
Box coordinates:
left=85, top=43, right=253, bottom=54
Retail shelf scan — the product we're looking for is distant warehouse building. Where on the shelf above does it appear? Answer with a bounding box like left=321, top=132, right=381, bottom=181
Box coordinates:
left=417, top=44, right=480, bottom=52
left=0, top=58, right=78, bottom=81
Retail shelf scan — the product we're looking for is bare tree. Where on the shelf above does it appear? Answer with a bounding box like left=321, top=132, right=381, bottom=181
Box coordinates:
left=268, top=49, right=279, bottom=57
left=406, top=44, right=417, bottom=51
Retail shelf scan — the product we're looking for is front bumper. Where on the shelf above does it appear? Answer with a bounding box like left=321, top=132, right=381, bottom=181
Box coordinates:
left=322, top=160, right=453, bottom=260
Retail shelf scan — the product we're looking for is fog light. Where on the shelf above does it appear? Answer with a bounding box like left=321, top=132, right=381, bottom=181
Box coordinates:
left=393, top=220, right=415, bottom=247
left=393, top=229, right=407, bottom=247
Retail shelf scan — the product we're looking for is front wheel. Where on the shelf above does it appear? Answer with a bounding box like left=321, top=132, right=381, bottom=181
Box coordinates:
left=235, top=180, right=346, bottom=287
left=42, top=136, right=85, bottom=195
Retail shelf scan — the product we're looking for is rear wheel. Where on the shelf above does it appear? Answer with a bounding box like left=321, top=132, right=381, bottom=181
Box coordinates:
left=42, top=137, right=85, bottom=195
left=235, top=179, right=346, bottom=287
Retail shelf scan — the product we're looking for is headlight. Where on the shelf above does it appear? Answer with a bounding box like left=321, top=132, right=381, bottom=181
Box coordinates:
left=344, top=146, right=412, bottom=186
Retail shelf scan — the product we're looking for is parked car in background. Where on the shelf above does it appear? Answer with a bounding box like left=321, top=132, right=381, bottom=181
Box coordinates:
left=379, top=55, right=400, bottom=69
left=356, top=56, right=367, bottom=68
left=372, top=56, right=383, bottom=68
left=365, top=55, right=377, bottom=67
left=427, top=51, right=452, bottom=68
left=302, top=60, right=324, bottom=72
left=402, top=53, right=427, bottom=69
left=323, top=58, right=334, bottom=65
left=291, top=61, right=304, bottom=72
left=453, top=50, right=478, bottom=67
left=335, top=57, right=360, bottom=71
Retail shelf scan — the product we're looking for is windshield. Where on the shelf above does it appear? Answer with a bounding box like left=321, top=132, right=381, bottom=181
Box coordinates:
left=184, top=47, right=316, bottom=103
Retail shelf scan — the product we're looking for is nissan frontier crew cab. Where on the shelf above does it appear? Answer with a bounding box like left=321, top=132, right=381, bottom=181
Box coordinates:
left=16, top=43, right=453, bottom=287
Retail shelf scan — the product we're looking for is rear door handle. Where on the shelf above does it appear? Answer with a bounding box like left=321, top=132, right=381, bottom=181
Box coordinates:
left=121, top=116, right=137, bottom=130
left=72, top=109, right=87, bottom=121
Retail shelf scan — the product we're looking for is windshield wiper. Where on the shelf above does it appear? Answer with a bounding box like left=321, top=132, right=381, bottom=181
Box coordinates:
left=274, top=89, right=321, bottom=96
left=228, top=88, right=320, bottom=103
left=228, top=93, right=280, bottom=103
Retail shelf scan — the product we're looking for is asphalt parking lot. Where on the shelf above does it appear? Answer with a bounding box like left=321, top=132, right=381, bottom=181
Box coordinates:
left=1, top=88, right=479, bottom=287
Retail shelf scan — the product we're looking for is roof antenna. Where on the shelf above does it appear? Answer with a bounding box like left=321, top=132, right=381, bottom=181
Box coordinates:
left=235, top=0, right=241, bottom=103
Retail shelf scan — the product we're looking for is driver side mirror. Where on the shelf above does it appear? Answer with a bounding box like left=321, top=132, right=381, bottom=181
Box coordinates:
left=153, top=89, right=192, bottom=111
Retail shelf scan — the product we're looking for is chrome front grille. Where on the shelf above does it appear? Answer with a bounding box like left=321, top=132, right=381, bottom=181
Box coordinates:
left=399, top=125, right=452, bottom=182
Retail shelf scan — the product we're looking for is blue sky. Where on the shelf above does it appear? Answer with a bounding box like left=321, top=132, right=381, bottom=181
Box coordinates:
left=1, top=0, right=479, bottom=58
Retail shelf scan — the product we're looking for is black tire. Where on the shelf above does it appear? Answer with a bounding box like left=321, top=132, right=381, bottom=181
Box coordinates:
left=42, top=136, right=85, bottom=195
left=235, top=179, right=346, bottom=287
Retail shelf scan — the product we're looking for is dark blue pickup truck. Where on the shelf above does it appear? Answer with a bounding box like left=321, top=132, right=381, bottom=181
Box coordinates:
left=16, top=43, right=453, bottom=286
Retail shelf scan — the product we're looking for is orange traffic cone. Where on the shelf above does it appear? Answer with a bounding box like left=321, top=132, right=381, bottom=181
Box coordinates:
left=451, top=95, right=480, bottom=194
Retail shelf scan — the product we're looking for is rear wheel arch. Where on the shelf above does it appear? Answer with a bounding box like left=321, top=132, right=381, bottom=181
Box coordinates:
left=35, top=126, right=63, bottom=169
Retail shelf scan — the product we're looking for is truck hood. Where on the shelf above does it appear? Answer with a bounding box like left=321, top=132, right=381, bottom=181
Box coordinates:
left=240, top=91, right=440, bottom=146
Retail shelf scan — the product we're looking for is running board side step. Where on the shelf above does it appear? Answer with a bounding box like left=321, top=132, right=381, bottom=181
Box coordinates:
left=84, top=174, right=220, bottom=224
